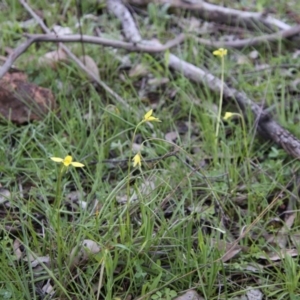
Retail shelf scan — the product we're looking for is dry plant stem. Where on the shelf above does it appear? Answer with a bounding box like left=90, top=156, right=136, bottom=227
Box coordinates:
left=19, top=0, right=129, bottom=109
left=126, top=0, right=297, bottom=32
left=25, top=33, right=185, bottom=52
left=195, top=24, right=300, bottom=49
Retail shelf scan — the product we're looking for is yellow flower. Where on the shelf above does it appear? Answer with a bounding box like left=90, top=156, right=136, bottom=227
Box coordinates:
left=132, top=153, right=142, bottom=167
left=223, top=112, right=241, bottom=120
left=213, top=48, right=227, bottom=57
left=223, top=112, right=234, bottom=120
left=50, top=155, right=84, bottom=167
left=143, top=109, right=161, bottom=123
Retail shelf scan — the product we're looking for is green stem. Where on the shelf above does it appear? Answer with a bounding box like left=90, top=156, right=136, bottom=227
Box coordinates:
left=215, top=56, right=225, bottom=142
left=54, top=166, right=64, bottom=209
left=126, top=121, right=143, bottom=196
left=53, top=165, right=65, bottom=285
left=240, top=115, right=251, bottom=176
left=126, top=121, right=143, bottom=233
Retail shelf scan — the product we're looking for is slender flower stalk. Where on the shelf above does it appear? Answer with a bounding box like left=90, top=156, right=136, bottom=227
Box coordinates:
left=130, top=109, right=161, bottom=170
left=213, top=48, right=227, bottom=143
left=223, top=111, right=249, bottom=159
left=127, top=109, right=161, bottom=197
left=49, top=154, right=84, bottom=283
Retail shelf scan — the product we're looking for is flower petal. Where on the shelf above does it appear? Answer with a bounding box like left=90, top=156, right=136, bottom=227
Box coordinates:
left=50, top=157, right=64, bottom=163
left=223, top=112, right=241, bottom=120
left=144, top=109, right=153, bottom=120
left=213, top=48, right=227, bottom=57
left=147, top=116, right=161, bottom=122
left=143, top=109, right=161, bottom=122
left=132, top=153, right=141, bottom=167
left=223, top=112, right=234, bottom=120
left=62, top=155, right=73, bottom=166
left=71, top=162, right=85, bottom=168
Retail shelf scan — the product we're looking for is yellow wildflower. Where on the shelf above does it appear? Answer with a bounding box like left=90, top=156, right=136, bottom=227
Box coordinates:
left=213, top=48, right=227, bottom=57
left=223, top=112, right=241, bottom=120
left=50, top=155, right=84, bottom=167
left=132, top=153, right=142, bottom=167
left=143, top=109, right=161, bottom=123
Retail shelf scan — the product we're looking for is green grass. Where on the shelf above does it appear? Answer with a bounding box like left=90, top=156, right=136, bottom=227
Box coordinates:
left=1, top=0, right=300, bottom=299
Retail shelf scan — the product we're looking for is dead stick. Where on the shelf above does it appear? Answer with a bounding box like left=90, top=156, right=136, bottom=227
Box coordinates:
left=25, top=33, right=185, bottom=52
left=127, top=0, right=295, bottom=32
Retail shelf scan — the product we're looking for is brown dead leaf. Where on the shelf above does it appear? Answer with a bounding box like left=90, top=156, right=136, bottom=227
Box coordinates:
left=26, top=255, right=51, bottom=268
left=267, top=213, right=296, bottom=249
left=173, top=290, right=204, bottom=300
left=246, top=287, right=263, bottom=300
left=291, top=232, right=300, bottom=247
left=42, top=280, right=55, bottom=297
left=69, top=239, right=101, bottom=268
left=117, top=179, right=156, bottom=204
left=13, top=239, right=23, bottom=260
left=129, top=63, right=148, bottom=78
left=0, top=188, right=10, bottom=204
left=215, top=240, right=243, bottom=262
left=38, top=48, right=67, bottom=69
left=165, top=131, right=178, bottom=143
left=148, top=77, right=169, bottom=86
left=259, top=248, right=298, bottom=260
left=79, top=55, right=100, bottom=81
left=52, top=25, right=72, bottom=35
left=0, top=72, right=56, bottom=124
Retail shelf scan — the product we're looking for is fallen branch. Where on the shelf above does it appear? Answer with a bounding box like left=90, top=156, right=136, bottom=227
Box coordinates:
left=25, top=33, right=185, bottom=52
left=126, top=0, right=297, bottom=33
left=25, top=24, right=300, bottom=52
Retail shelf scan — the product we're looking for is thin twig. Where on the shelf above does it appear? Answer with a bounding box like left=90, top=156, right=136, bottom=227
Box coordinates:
left=195, top=24, right=300, bottom=49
